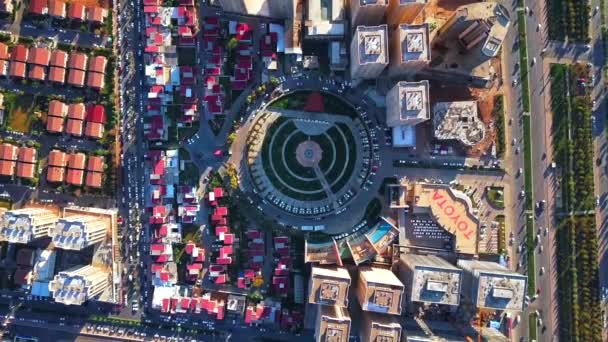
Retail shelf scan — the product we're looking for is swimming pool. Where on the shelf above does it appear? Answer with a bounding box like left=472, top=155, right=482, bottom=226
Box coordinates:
left=369, top=223, right=392, bottom=244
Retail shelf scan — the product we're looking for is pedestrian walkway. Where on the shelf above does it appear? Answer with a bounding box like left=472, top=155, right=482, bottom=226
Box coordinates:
left=313, top=165, right=338, bottom=210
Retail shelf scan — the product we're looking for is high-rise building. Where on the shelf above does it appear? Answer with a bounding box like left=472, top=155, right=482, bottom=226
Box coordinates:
left=356, top=267, right=404, bottom=315
left=308, top=266, right=351, bottom=307
left=48, top=265, right=109, bottom=305
left=457, top=260, right=527, bottom=312
left=389, top=23, right=430, bottom=78
left=218, top=0, right=292, bottom=18
left=386, top=80, right=430, bottom=127
left=0, top=208, right=59, bottom=244
left=314, top=305, right=351, bottom=342
left=304, top=0, right=346, bottom=40
left=359, top=311, right=402, bottom=342
left=350, top=25, right=388, bottom=82
left=48, top=214, right=109, bottom=250
left=350, top=0, right=387, bottom=27
left=387, top=0, right=427, bottom=25
left=395, top=254, right=462, bottom=309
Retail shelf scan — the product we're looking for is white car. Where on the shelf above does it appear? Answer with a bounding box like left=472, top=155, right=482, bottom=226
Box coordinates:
left=540, top=267, right=545, bottom=275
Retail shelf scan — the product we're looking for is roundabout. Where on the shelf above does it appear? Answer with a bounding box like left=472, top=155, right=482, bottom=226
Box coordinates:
left=244, top=90, right=372, bottom=219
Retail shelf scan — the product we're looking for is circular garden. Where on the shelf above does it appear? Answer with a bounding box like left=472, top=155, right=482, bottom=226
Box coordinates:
left=248, top=91, right=362, bottom=209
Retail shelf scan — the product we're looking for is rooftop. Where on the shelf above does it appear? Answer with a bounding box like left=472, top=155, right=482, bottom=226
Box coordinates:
left=355, top=25, right=388, bottom=65
left=399, top=24, right=430, bottom=63
left=433, top=101, right=485, bottom=146
left=387, top=80, right=430, bottom=127
left=304, top=240, right=343, bottom=266
left=406, top=254, right=462, bottom=306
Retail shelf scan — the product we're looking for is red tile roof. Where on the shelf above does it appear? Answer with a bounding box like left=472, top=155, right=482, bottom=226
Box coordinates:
left=67, top=152, right=86, bottom=169
left=86, top=71, right=104, bottom=89
left=67, top=2, right=85, bottom=20
left=18, top=147, right=36, bottom=163
left=47, top=166, right=65, bottom=182
left=46, top=116, right=64, bottom=133
left=86, top=155, right=104, bottom=172
left=48, top=66, right=66, bottom=83
left=48, top=0, right=66, bottom=17
left=48, top=100, right=67, bottom=117
left=11, top=45, right=28, bottom=62
left=65, top=118, right=83, bottom=136
left=85, top=171, right=102, bottom=187
left=66, top=168, right=84, bottom=185
left=0, top=143, right=17, bottom=160
left=67, top=68, right=85, bottom=87
left=86, top=104, right=106, bottom=123
left=68, top=52, right=87, bottom=70
left=9, top=61, right=26, bottom=78
left=48, top=150, right=67, bottom=167
left=50, top=50, right=68, bottom=67
left=84, top=121, right=104, bottom=139
left=0, top=160, right=15, bottom=176
left=16, top=162, right=35, bottom=179
left=28, top=65, right=46, bottom=81
left=29, top=0, right=48, bottom=15
left=86, top=6, right=107, bottom=23
left=0, top=42, right=8, bottom=60
left=27, top=47, right=51, bottom=66
left=87, top=55, right=107, bottom=73
left=67, top=103, right=86, bottom=119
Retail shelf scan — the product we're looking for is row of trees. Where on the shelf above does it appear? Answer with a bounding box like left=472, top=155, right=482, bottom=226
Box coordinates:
left=548, top=0, right=591, bottom=42
left=550, top=64, right=602, bottom=341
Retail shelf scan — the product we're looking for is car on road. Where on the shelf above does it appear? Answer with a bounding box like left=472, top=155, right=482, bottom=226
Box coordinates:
left=540, top=267, right=545, bottom=275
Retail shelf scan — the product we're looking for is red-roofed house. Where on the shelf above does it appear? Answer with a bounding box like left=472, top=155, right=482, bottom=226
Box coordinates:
left=85, top=171, right=102, bottom=188
left=68, top=52, right=87, bottom=70
left=86, top=71, right=105, bottom=90
left=66, top=168, right=84, bottom=185
left=49, top=67, right=66, bottom=83
left=88, top=55, right=107, bottom=74
left=9, top=61, right=26, bottom=78
left=28, top=65, right=46, bottom=81
left=67, top=2, right=85, bottom=20
left=86, top=104, right=106, bottom=123
left=86, top=6, right=107, bottom=24
left=204, top=95, right=223, bottom=115
left=67, top=68, right=86, bottom=87
left=27, top=47, right=50, bottom=66
left=272, top=276, right=289, bottom=296
left=11, top=45, right=28, bottom=62
left=29, top=0, right=48, bottom=15
left=65, top=118, right=84, bottom=136
left=48, top=0, right=66, bottom=18
left=50, top=50, right=68, bottom=67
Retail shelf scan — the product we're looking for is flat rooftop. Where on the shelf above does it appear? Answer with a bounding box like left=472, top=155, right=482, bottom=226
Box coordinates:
left=433, top=101, right=485, bottom=147
left=305, top=240, right=343, bottom=266
left=359, top=0, right=387, bottom=5
left=356, top=25, right=388, bottom=65
left=360, top=267, right=404, bottom=288
left=306, top=0, right=345, bottom=36
left=407, top=254, right=462, bottom=306
left=399, top=24, right=430, bottom=63
left=398, top=81, right=429, bottom=123
left=459, top=260, right=527, bottom=312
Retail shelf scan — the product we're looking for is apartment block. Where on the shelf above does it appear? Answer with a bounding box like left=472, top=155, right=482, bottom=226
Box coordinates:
left=48, top=214, right=108, bottom=250
left=350, top=0, right=387, bottom=27
left=389, top=23, right=430, bottom=78
left=0, top=208, right=59, bottom=244
left=386, top=80, right=430, bottom=127
left=356, top=267, right=404, bottom=315
left=458, top=259, right=527, bottom=312
left=350, top=25, right=388, bottom=82
left=359, top=311, right=402, bottom=342
left=308, top=266, right=351, bottom=307
left=48, top=264, right=109, bottom=305
left=314, top=305, right=351, bottom=342
left=218, top=0, right=292, bottom=18
left=396, top=254, right=462, bottom=309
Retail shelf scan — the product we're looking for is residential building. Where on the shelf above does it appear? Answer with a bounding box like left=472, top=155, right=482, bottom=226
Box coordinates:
left=385, top=80, right=429, bottom=147
left=49, top=214, right=109, bottom=250
left=86, top=6, right=107, bottom=24
left=359, top=311, right=402, bottom=342
left=48, top=0, right=66, bottom=18
left=47, top=150, right=67, bottom=183
left=0, top=143, right=17, bottom=176
left=433, top=101, right=485, bottom=147
left=457, top=259, right=527, bottom=312
left=350, top=25, right=388, bottom=83
left=29, top=0, right=48, bottom=15
left=314, top=305, right=351, bottom=342
left=350, top=0, right=387, bottom=27
left=395, top=254, right=462, bottom=309
left=308, top=266, right=351, bottom=307
left=356, top=267, right=404, bottom=315
left=67, top=2, right=85, bottom=21
left=304, top=240, right=343, bottom=266
left=305, top=0, right=345, bottom=40
left=17, top=147, right=37, bottom=179
left=387, top=0, right=427, bottom=25
left=389, top=23, right=430, bottom=78
left=0, top=208, right=59, bottom=244
left=48, top=265, right=108, bottom=305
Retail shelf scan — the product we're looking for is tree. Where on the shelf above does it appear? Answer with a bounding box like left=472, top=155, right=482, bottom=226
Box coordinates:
left=226, top=37, right=238, bottom=51
left=227, top=132, right=237, bottom=146
left=247, top=290, right=263, bottom=304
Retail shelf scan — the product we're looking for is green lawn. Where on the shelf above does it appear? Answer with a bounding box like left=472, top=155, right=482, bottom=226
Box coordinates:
left=518, top=11, right=531, bottom=113
left=523, top=116, right=533, bottom=210
left=485, top=186, right=505, bottom=209
left=526, top=214, right=536, bottom=296
left=5, top=93, right=36, bottom=133
left=529, top=313, right=538, bottom=341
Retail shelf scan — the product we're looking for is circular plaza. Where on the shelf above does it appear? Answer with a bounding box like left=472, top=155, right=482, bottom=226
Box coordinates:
left=244, top=91, right=372, bottom=218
